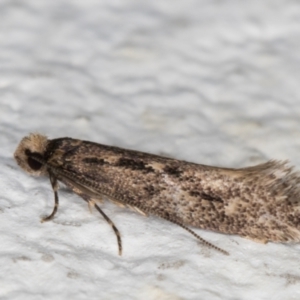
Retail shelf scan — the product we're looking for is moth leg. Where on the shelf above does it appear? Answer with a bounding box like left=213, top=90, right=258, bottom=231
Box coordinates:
left=92, top=202, right=122, bottom=256
left=131, top=205, right=147, bottom=217
left=51, top=174, right=122, bottom=255
left=87, top=196, right=105, bottom=213
left=78, top=195, right=122, bottom=256
left=41, top=172, right=59, bottom=223
left=88, top=201, right=93, bottom=214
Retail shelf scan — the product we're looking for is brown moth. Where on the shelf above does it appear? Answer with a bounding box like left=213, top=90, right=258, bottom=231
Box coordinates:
left=14, top=133, right=300, bottom=255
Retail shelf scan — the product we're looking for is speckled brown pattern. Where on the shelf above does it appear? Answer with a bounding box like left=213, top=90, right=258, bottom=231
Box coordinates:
left=14, top=133, right=300, bottom=255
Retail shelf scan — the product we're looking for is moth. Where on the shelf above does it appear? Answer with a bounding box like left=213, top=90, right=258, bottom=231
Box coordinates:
left=14, top=133, right=300, bottom=255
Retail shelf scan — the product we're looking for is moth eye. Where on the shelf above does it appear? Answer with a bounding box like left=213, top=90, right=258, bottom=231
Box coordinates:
left=27, top=156, right=43, bottom=171
left=24, top=149, right=44, bottom=171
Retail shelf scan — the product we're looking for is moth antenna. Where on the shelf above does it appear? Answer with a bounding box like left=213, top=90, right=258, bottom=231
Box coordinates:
left=41, top=171, right=59, bottom=222
left=93, top=202, right=122, bottom=256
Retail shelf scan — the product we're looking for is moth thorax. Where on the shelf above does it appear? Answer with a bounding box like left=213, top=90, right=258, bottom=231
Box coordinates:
left=14, top=133, right=49, bottom=176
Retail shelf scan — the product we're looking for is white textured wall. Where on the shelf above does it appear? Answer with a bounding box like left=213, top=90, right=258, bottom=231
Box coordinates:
left=2, top=1, right=300, bottom=299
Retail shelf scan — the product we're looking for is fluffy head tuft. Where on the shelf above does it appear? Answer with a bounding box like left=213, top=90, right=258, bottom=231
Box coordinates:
left=14, top=133, right=49, bottom=176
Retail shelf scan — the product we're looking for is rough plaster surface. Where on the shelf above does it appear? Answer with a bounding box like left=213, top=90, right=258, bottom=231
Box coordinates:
left=1, top=1, right=300, bottom=299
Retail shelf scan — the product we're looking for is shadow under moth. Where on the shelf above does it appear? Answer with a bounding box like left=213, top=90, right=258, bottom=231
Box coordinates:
left=14, top=133, right=300, bottom=256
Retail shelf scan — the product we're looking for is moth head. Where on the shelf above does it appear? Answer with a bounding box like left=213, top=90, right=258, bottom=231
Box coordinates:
left=14, top=133, right=49, bottom=176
